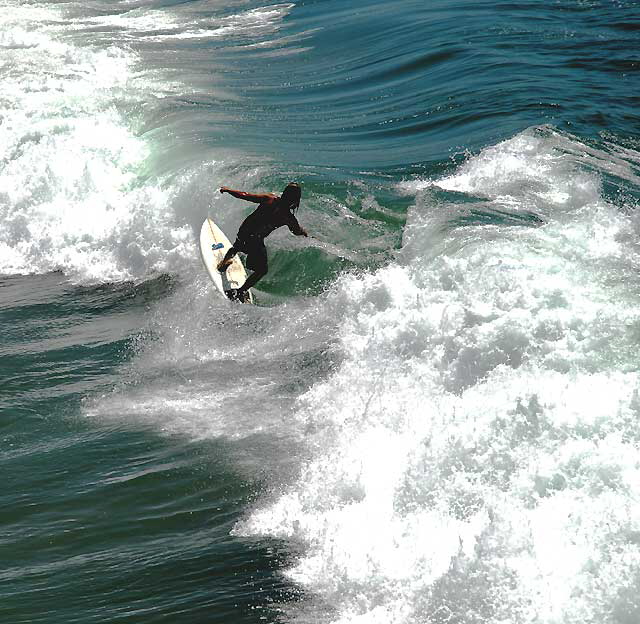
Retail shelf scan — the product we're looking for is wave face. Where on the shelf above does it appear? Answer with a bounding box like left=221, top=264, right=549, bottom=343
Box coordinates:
left=2, top=0, right=640, bottom=623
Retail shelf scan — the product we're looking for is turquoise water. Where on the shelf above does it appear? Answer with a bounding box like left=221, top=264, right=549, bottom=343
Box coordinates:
left=2, top=1, right=640, bottom=622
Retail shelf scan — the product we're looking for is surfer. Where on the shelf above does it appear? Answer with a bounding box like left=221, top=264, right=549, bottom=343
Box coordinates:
left=216, top=182, right=308, bottom=301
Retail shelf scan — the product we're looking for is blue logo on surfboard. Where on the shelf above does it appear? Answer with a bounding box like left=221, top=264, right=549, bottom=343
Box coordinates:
left=211, top=243, right=224, bottom=250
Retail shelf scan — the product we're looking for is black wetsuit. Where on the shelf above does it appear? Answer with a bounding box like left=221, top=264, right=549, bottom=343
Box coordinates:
left=233, top=200, right=305, bottom=273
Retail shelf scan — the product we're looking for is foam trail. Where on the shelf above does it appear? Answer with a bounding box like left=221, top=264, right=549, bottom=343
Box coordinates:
left=236, top=128, right=640, bottom=624
left=81, top=4, right=296, bottom=42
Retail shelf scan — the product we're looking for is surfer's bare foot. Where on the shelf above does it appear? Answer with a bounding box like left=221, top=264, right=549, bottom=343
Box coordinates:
left=217, top=258, right=232, bottom=273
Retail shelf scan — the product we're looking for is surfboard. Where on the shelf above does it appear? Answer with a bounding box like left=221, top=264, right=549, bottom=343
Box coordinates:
left=199, top=217, right=254, bottom=304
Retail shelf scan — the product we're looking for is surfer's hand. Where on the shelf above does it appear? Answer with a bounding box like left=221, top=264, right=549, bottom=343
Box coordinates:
left=220, top=186, right=230, bottom=194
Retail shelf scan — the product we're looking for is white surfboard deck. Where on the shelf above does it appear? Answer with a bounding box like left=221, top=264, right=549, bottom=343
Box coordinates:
left=199, top=217, right=254, bottom=304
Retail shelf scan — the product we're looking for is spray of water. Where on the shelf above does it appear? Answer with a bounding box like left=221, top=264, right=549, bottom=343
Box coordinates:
left=235, top=128, right=640, bottom=624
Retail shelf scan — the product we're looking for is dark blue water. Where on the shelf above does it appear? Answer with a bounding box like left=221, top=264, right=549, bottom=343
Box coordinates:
left=2, top=1, right=640, bottom=622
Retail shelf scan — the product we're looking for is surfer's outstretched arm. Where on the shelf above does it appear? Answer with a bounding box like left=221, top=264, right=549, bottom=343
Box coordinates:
left=220, top=187, right=275, bottom=204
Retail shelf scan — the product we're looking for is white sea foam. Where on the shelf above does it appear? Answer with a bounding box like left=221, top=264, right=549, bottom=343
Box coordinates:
left=161, top=5, right=296, bottom=40
left=0, top=4, right=203, bottom=282
left=77, top=3, right=297, bottom=43
left=236, top=129, right=640, bottom=623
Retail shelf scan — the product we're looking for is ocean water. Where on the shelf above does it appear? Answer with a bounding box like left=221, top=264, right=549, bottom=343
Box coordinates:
left=2, top=0, right=640, bottom=622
